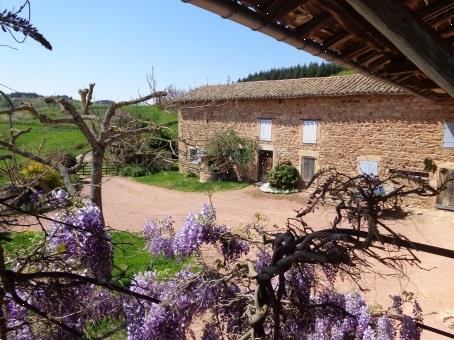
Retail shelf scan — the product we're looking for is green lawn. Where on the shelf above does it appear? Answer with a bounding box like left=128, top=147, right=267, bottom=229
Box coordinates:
left=122, top=105, right=177, bottom=125
left=110, top=231, right=194, bottom=285
left=122, top=104, right=178, bottom=134
left=133, top=171, right=250, bottom=192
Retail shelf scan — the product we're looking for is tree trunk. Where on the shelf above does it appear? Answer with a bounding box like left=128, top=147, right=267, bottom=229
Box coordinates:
left=57, top=164, right=76, bottom=195
left=232, top=162, right=243, bottom=181
left=90, top=148, right=105, bottom=221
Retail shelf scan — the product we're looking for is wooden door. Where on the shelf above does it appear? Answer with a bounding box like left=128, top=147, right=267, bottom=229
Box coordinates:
left=258, top=150, right=273, bottom=182
left=437, top=169, right=454, bottom=210
left=301, top=157, right=315, bottom=185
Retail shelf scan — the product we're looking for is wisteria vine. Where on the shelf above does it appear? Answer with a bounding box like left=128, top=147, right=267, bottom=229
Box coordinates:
left=1, top=193, right=448, bottom=339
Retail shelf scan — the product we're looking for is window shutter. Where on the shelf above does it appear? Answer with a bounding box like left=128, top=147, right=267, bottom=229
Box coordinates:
left=303, top=120, right=317, bottom=144
left=260, top=119, right=272, bottom=141
left=359, top=160, right=378, bottom=176
left=444, top=122, right=454, bottom=148
left=302, top=157, right=315, bottom=183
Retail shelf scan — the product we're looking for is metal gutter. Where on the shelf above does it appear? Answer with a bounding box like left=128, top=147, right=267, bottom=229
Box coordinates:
left=181, top=0, right=427, bottom=99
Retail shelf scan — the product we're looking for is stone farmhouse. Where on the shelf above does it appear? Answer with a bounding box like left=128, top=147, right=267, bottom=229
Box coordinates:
left=176, top=74, right=454, bottom=209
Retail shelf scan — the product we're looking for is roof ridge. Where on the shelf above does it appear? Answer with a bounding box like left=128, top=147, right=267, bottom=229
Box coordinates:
left=176, top=74, right=407, bottom=102
left=204, top=73, right=364, bottom=87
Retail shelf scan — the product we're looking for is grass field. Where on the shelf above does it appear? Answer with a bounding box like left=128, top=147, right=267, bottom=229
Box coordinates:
left=134, top=170, right=250, bottom=192
left=0, top=121, right=88, bottom=156
left=0, top=104, right=175, bottom=155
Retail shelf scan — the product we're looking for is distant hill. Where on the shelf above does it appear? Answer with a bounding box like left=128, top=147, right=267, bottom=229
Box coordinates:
left=238, top=62, right=351, bottom=82
left=7, top=92, right=74, bottom=101
left=94, top=100, right=115, bottom=105
left=8, top=92, right=41, bottom=99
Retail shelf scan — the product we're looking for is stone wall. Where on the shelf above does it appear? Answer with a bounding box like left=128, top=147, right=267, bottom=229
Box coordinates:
left=178, top=94, right=454, bottom=208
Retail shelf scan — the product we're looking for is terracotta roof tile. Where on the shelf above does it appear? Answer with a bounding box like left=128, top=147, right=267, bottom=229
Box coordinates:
left=177, top=74, right=407, bottom=102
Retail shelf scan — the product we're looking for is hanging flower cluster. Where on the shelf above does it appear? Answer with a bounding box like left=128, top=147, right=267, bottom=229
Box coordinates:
left=144, top=204, right=250, bottom=262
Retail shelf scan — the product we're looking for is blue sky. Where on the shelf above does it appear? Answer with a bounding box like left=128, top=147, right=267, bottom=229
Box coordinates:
left=1, top=0, right=321, bottom=100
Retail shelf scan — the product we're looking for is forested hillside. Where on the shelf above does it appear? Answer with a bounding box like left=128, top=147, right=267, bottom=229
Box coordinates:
left=238, top=62, right=350, bottom=82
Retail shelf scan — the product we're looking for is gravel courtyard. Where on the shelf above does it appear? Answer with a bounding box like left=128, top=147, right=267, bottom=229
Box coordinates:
left=90, top=177, right=454, bottom=338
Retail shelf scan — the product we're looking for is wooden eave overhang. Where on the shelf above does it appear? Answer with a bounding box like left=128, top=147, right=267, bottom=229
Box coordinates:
left=182, top=0, right=454, bottom=101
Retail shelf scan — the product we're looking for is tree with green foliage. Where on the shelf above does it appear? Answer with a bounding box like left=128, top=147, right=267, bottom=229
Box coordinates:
left=205, top=129, right=257, bottom=181
left=238, top=62, right=346, bottom=82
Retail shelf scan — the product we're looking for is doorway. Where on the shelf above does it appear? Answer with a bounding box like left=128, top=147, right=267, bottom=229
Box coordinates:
left=437, top=169, right=454, bottom=210
left=258, top=150, right=273, bottom=182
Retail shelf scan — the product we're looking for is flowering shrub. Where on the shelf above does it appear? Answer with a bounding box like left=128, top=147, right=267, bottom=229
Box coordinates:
left=135, top=204, right=423, bottom=340
left=3, top=202, right=119, bottom=339
left=144, top=204, right=249, bottom=261
left=4, top=201, right=426, bottom=339
left=21, top=161, right=63, bottom=191
left=48, top=202, right=113, bottom=280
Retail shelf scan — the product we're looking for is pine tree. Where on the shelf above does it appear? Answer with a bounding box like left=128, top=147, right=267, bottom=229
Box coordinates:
left=237, top=62, right=348, bottom=82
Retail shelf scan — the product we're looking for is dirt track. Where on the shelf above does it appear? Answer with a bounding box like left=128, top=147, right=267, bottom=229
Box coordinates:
left=88, top=177, right=454, bottom=338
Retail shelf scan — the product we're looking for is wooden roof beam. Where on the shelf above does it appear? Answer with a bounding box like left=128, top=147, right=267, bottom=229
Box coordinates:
left=317, top=0, right=396, bottom=53
left=417, top=0, right=454, bottom=22
left=322, top=31, right=353, bottom=49
left=346, top=0, right=454, bottom=98
left=295, top=12, right=331, bottom=37
left=267, top=0, right=308, bottom=19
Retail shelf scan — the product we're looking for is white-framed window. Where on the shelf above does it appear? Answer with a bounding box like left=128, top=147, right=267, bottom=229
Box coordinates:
left=188, top=148, right=202, bottom=164
left=443, top=121, right=454, bottom=148
left=359, top=160, right=379, bottom=176
left=302, top=120, right=317, bottom=144
left=259, top=119, right=272, bottom=141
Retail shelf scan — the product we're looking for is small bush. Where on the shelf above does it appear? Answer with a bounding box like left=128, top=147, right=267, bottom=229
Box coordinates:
left=21, top=161, right=63, bottom=191
left=183, top=171, right=197, bottom=178
left=120, top=165, right=147, bottom=177
left=267, top=161, right=300, bottom=190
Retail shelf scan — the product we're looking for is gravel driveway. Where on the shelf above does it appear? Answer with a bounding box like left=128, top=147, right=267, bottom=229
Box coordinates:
left=87, top=177, right=454, bottom=338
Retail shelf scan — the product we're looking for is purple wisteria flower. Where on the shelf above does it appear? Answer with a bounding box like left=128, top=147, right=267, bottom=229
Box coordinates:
left=220, top=237, right=250, bottom=261
left=5, top=296, right=33, bottom=340
left=400, top=315, right=420, bottom=340
left=256, top=248, right=272, bottom=272
left=377, top=315, right=395, bottom=340
left=48, top=203, right=112, bottom=280
left=362, top=326, right=376, bottom=340
left=52, top=189, right=69, bottom=204
left=173, top=213, right=206, bottom=257
left=140, top=204, right=251, bottom=262
left=144, top=216, right=175, bottom=257
left=391, top=294, right=404, bottom=315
